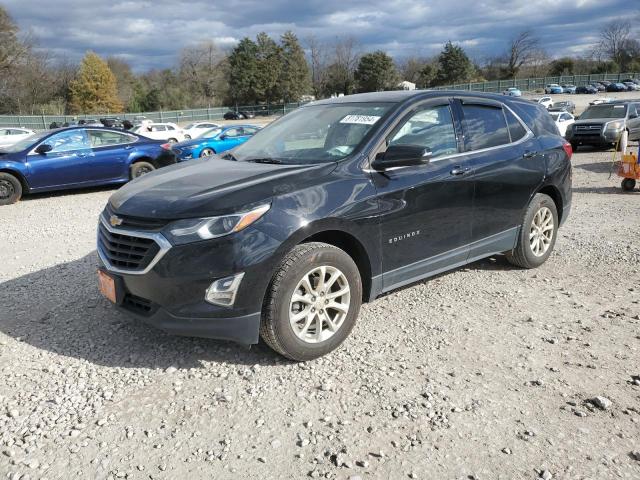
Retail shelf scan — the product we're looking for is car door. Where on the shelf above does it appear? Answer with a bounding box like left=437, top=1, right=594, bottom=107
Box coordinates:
left=87, top=129, right=136, bottom=181
left=452, top=98, right=546, bottom=261
left=219, top=127, right=244, bottom=151
left=26, top=129, right=93, bottom=189
left=627, top=103, right=640, bottom=140
left=371, top=100, right=475, bottom=291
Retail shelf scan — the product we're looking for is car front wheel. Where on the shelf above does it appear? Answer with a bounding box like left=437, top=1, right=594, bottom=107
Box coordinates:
left=0, top=172, right=22, bottom=205
left=200, top=148, right=215, bottom=157
left=260, top=242, right=362, bottom=361
left=506, top=193, right=558, bottom=269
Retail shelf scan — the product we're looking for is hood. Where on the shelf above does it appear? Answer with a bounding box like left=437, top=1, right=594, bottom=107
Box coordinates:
left=573, top=117, right=624, bottom=125
left=109, top=158, right=336, bottom=219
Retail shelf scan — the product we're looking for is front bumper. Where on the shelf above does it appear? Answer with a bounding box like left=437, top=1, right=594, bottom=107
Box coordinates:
left=567, top=129, right=622, bottom=145
left=97, top=215, right=282, bottom=345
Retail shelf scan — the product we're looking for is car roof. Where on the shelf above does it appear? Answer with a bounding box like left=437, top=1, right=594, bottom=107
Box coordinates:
left=309, top=90, right=538, bottom=107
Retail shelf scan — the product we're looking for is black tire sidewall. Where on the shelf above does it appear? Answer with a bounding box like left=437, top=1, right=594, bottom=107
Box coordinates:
left=130, top=162, right=155, bottom=179
left=622, top=178, right=636, bottom=191
left=520, top=194, right=559, bottom=267
left=0, top=173, right=22, bottom=205
left=268, top=247, right=362, bottom=361
left=200, top=148, right=215, bottom=157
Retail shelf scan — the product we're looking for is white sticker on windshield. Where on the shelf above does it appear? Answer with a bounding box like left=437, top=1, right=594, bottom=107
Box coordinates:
left=340, top=115, right=381, bottom=125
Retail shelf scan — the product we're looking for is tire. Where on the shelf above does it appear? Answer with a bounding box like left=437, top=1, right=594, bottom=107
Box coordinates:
left=260, top=242, right=363, bottom=361
left=130, top=161, right=156, bottom=179
left=621, top=178, right=636, bottom=191
left=617, top=130, right=628, bottom=153
left=184, top=134, right=191, bottom=140
left=506, top=193, right=559, bottom=269
left=0, top=172, right=22, bottom=205
left=199, top=148, right=215, bottom=157
left=168, top=138, right=178, bottom=143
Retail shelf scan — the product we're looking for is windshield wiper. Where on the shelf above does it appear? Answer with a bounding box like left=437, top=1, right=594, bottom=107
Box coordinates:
left=222, top=152, right=237, bottom=161
left=244, top=157, right=283, bottom=164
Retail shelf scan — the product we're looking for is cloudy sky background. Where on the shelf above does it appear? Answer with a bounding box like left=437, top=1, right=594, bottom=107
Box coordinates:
left=3, top=0, right=638, bottom=71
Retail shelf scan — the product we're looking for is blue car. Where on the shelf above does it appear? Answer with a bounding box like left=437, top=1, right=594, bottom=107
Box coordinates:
left=171, top=125, right=260, bottom=161
left=0, top=127, right=176, bottom=205
left=545, top=84, right=563, bottom=94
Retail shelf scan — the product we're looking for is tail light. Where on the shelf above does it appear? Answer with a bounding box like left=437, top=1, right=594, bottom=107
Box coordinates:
left=562, top=141, right=572, bottom=160
left=160, top=143, right=171, bottom=150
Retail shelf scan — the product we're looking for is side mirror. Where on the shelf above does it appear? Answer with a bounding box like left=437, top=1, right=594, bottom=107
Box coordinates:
left=35, top=144, right=52, bottom=154
left=371, top=144, right=432, bottom=171
left=629, top=113, right=638, bottom=119
left=219, top=134, right=228, bottom=140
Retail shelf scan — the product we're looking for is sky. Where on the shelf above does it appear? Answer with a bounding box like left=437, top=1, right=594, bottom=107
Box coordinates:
left=2, top=0, right=637, bottom=72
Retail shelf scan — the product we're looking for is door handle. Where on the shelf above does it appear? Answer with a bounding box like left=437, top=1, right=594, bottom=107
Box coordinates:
left=523, top=151, right=536, bottom=159
left=450, top=166, right=471, bottom=176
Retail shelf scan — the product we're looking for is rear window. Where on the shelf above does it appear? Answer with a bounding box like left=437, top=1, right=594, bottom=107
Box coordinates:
left=461, top=104, right=510, bottom=150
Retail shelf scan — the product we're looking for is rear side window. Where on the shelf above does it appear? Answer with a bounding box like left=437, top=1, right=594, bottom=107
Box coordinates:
left=461, top=104, right=510, bottom=150
left=505, top=109, right=527, bottom=142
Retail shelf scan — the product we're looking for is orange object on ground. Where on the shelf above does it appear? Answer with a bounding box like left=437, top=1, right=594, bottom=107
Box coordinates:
left=617, top=153, right=640, bottom=180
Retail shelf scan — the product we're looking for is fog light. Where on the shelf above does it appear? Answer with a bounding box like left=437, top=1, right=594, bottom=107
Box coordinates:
left=205, top=273, right=245, bottom=307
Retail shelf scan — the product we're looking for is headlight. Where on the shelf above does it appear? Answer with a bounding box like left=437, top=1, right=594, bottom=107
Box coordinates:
left=605, top=121, right=624, bottom=131
left=165, top=204, right=270, bottom=245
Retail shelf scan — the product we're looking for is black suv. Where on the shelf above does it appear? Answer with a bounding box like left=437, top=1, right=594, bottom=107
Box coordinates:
left=97, top=91, right=572, bottom=361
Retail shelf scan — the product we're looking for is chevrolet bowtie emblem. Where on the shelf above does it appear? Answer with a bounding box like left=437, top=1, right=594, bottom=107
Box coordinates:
left=109, top=215, right=123, bottom=227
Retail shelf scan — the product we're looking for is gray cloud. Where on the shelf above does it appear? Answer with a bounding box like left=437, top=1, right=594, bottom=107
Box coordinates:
left=3, top=0, right=636, bottom=71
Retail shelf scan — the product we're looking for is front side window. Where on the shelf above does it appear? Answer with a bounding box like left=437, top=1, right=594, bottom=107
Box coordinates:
left=389, top=104, right=458, bottom=159
left=223, top=128, right=241, bottom=138
left=233, top=102, right=392, bottom=165
left=46, top=130, right=90, bottom=153
left=461, top=104, right=510, bottom=150
left=88, top=130, right=136, bottom=147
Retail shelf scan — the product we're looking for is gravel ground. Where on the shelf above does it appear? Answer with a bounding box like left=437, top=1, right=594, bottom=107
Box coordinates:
left=1, top=147, right=640, bottom=480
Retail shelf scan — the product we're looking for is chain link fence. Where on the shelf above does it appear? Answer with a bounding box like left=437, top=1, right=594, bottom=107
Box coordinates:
left=433, top=72, right=640, bottom=93
left=0, top=102, right=306, bottom=130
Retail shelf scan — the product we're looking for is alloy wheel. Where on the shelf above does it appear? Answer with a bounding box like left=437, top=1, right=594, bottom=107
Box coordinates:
left=529, top=206, right=554, bottom=256
left=289, top=265, right=351, bottom=343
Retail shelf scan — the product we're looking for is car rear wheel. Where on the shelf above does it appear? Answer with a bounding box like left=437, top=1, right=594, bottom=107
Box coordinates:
left=506, top=193, right=558, bottom=269
left=168, top=138, right=178, bottom=143
left=184, top=134, right=191, bottom=140
left=260, top=242, right=362, bottom=361
left=0, top=172, right=22, bottom=205
left=200, top=148, right=215, bottom=157
left=130, top=161, right=155, bottom=179
left=621, top=178, right=636, bottom=191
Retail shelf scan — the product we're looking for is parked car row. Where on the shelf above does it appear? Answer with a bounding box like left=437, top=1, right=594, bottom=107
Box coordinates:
left=544, top=79, right=640, bottom=94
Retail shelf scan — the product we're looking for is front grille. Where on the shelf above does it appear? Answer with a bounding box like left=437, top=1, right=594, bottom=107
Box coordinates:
left=105, top=204, right=168, bottom=231
left=122, top=293, right=153, bottom=315
left=574, top=124, right=602, bottom=134
left=98, top=223, right=160, bottom=270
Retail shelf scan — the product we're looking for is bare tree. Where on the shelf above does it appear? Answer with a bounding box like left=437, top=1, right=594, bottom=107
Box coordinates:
left=595, top=20, right=632, bottom=67
left=306, top=35, right=327, bottom=97
left=505, top=30, right=540, bottom=78
left=179, top=41, right=227, bottom=106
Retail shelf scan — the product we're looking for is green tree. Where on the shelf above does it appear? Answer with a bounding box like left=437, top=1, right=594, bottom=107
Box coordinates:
left=69, top=52, right=123, bottom=113
left=417, top=63, right=437, bottom=88
left=548, top=57, right=575, bottom=76
left=435, top=41, right=475, bottom=86
left=279, top=31, right=310, bottom=102
left=355, top=51, right=398, bottom=92
left=255, top=32, right=282, bottom=103
left=228, top=37, right=259, bottom=104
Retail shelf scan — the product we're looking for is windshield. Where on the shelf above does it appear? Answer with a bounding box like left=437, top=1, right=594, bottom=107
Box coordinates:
left=202, top=128, right=223, bottom=139
left=0, top=130, right=47, bottom=153
left=580, top=104, right=627, bottom=119
left=550, top=113, right=560, bottom=121
left=184, top=123, right=196, bottom=129
left=232, top=102, right=392, bottom=164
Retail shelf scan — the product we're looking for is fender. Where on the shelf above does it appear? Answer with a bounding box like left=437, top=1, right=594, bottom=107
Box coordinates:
left=0, top=161, right=31, bottom=192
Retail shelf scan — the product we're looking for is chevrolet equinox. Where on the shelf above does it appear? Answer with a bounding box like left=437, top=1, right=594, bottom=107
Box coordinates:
left=97, top=91, right=572, bottom=361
